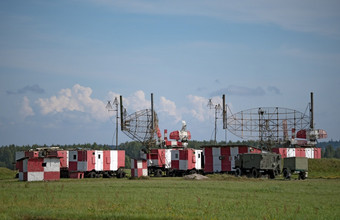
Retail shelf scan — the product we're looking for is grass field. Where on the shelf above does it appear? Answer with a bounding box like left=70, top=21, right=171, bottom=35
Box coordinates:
left=0, top=167, right=16, bottom=180
left=0, top=177, right=339, bottom=219
left=0, top=158, right=339, bottom=219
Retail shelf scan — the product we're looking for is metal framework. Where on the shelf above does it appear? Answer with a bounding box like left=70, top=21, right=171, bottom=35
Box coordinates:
left=227, top=107, right=310, bottom=145
left=121, top=109, right=159, bottom=148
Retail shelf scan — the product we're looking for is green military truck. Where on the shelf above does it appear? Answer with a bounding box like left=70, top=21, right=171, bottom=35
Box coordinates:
left=234, top=153, right=281, bottom=179
left=282, top=157, right=308, bottom=180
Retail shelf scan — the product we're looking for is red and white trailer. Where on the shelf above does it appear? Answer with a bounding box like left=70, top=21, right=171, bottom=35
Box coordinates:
left=15, top=151, right=60, bottom=182
left=170, top=148, right=203, bottom=176
left=131, top=159, right=148, bottom=177
left=203, top=145, right=262, bottom=174
left=140, top=148, right=172, bottom=177
left=68, top=150, right=125, bottom=178
left=272, top=147, right=321, bottom=159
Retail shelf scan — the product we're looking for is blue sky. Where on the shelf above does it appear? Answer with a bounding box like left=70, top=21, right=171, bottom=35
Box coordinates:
left=1, top=0, right=339, bottom=146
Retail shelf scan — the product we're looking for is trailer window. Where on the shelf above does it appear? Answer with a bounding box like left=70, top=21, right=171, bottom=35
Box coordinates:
left=198, top=154, right=200, bottom=158
left=98, top=154, right=101, bottom=159
left=73, top=155, right=76, bottom=160
left=42, top=163, right=46, bottom=167
left=175, top=153, right=178, bottom=159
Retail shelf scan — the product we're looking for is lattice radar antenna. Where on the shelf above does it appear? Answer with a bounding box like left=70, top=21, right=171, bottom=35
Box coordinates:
left=221, top=93, right=327, bottom=150
left=226, top=107, right=309, bottom=144
left=119, top=93, right=159, bottom=150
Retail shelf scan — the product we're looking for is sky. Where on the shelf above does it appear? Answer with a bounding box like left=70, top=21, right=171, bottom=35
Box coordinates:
left=1, top=0, right=340, bottom=146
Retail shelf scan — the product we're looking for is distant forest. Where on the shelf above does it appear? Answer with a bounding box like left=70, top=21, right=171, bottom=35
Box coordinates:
left=0, top=140, right=340, bottom=170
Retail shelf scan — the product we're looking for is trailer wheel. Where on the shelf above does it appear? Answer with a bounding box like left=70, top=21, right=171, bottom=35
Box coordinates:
left=154, top=169, right=162, bottom=177
left=90, top=171, right=96, bottom=178
left=168, top=171, right=174, bottom=177
left=252, top=168, right=259, bottom=178
left=116, top=168, right=125, bottom=178
left=283, top=168, right=291, bottom=180
left=116, top=171, right=124, bottom=178
left=235, top=168, right=242, bottom=177
left=189, top=170, right=197, bottom=175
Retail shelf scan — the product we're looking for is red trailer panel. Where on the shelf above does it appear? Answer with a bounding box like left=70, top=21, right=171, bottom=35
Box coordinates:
left=44, top=172, right=60, bottom=181
left=103, top=150, right=111, bottom=171
left=314, top=148, right=321, bottom=159
left=204, top=147, right=213, bottom=173
left=203, top=145, right=261, bottom=173
left=57, top=151, right=68, bottom=168
left=221, top=146, right=231, bottom=171
left=118, top=150, right=125, bottom=168
left=27, top=158, right=44, bottom=172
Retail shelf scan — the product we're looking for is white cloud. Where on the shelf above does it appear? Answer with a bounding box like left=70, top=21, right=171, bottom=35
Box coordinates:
left=37, top=84, right=107, bottom=121
left=159, top=96, right=181, bottom=123
left=20, top=96, right=34, bottom=118
left=185, top=95, right=227, bottom=122
left=186, top=95, right=209, bottom=122
left=124, top=90, right=151, bottom=112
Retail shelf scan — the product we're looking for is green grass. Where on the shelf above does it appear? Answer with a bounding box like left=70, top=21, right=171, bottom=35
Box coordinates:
left=0, top=177, right=339, bottom=219
left=309, top=158, right=340, bottom=178
left=0, top=159, right=339, bottom=219
left=0, top=167, right=16, bottom=180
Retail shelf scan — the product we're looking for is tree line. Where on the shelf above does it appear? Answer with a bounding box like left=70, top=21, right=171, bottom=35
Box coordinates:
left=0, top=140, right=339, bottom=170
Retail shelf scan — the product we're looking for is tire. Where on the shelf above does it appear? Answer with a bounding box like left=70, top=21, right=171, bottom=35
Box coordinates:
left=154, top=169, right=162, bottom=177
left=90, top=171, right=96, bottom=178
left=299, top=172, right=306, bottom=180
left=252, top=168, right=259, bottom=178
left=235, top=168, right=242, bottom=177
left=116, top=171, right=123, bottom=178
left=283, top=168, right=291, bottom=180
left=189, top=170, right=197, bottom=175
left=268, top=170, right=275, bottom=179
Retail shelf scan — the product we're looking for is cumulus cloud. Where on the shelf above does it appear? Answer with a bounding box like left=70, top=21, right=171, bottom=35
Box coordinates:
left=37, top=84, right=107, bottom=121
left=20, top=96, right=34, bottom=118
left=211, top=85, right=266, bottom=97
left=159, top=96, right=181, bottom=123
left=7, top=84, right=45, bottom=95
left=121, top=90, right=151, bottom=114
left=186, top=95, right=221, bottom=121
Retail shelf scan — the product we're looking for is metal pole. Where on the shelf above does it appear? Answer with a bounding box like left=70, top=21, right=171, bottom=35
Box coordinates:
left=310, top=92, right=314, bottom=130
left=120, top=95, right=123, bottom=131
left=151, top=93, right=154, bottom=131
left=215, top=106, right=217, bottom=144
left=222, top=94, right=226, bottom=129
left=115, top=101, right=118, bottom=150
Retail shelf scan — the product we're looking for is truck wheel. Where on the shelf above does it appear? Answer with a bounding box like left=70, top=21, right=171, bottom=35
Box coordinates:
left=283, top=168, right=291, bottom=180
left=299, top=172, right=306, bottom=180
left=235, top=168, right=242, bottom=177
left=252, top=168, right=259, bottom=178
left=269, top=170, right=275, bottom=179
